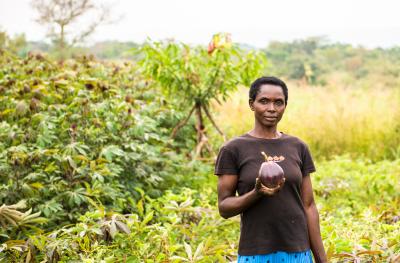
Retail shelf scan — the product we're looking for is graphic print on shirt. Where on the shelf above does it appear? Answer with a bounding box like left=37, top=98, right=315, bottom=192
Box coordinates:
left=262, top=153, right=285, bottom=162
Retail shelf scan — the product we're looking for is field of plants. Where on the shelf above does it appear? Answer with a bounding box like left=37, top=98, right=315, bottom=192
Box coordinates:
left=0, top=39, right=400, bottom=263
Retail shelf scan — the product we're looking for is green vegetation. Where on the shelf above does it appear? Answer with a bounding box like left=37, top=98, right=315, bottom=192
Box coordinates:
left=0, top=48, right=211, bottom=220
left=0, top=37, right=399, bottom=262
left=265, top=37, right=400, bottom=87
left=138, top=37, right=265, bottom=156
left=316, top=157, right=400, bottom=262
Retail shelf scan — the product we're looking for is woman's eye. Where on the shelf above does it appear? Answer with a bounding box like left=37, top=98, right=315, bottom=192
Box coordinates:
left=275, top=101, right=283, bottom=106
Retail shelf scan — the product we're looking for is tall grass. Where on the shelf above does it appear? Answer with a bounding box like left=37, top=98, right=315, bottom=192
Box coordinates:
left=213, top=83, right=400, bottom=160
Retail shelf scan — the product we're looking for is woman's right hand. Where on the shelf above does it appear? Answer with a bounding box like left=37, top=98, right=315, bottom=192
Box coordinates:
left=255, top=177, right=285, bottom=196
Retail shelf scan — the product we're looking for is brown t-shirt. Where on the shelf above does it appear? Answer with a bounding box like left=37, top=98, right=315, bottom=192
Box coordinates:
left=214, top=133, right=316, bottom=256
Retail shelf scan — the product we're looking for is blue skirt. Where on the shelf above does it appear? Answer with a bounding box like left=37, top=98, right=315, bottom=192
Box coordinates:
left=237, top=250, right=313, bottom=263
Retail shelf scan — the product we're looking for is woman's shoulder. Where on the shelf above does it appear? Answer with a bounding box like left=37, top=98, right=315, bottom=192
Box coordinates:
left=219, top=133, right=255, bottom=151
left=281, top=133, right=311, bottom=149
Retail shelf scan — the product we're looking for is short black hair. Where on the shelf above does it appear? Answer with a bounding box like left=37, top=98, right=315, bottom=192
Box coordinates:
left=249, top=76, right=288, bottom=105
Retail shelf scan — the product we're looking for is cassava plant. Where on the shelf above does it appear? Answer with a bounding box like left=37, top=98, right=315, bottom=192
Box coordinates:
left=138, top=33, right=267, bottom=158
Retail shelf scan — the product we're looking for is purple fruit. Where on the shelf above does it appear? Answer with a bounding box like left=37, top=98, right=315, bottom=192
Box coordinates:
left=259, top=152, right=285, bottom=188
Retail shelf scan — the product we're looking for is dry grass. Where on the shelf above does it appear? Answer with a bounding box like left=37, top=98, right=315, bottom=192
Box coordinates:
left=213, top=83, right=400, bottom=160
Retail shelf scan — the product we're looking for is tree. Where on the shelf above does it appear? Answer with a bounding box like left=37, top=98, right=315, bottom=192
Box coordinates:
left=0, top=30, right=27, bottom=55
left=139, top=33, right=267, bottom=158
left=0, top=31, right=6, bottom=48
left=31, top=0, right=114, bottom=57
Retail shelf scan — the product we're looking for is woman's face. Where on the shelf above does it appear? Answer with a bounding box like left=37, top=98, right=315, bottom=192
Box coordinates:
left=249, top=84, right=286, bottom=128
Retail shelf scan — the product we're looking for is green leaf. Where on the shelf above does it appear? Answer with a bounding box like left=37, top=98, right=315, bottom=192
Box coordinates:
left=140, top=211, right=154, bottom=228
left=100, top=145, right=124, bottom=161
left=183, top=242, right=192, bottom=261
left=115, top=221, right=130, bottom=234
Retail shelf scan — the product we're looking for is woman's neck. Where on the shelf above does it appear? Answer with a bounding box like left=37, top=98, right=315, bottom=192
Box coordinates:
left=248, top=126, right=281, bottom=139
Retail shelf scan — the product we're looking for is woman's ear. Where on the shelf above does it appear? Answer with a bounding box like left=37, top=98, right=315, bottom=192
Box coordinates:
left=249, top=99, right=254, bottom=111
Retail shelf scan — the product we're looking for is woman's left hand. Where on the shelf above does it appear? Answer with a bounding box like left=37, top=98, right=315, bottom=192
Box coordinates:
left=255, top=177, right=285, bottom=196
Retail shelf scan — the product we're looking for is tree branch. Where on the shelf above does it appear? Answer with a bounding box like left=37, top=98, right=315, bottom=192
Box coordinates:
left=194, top=131, right=214, bottom=159
left=31, top=0, right=116, bottom=48
left=202, top=104, right=226, bottom=141
left=170, top=103, right=196, bottom=139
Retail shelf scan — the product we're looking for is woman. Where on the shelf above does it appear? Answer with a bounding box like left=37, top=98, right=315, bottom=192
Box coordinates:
left=215, top=76, right=327, bottom=263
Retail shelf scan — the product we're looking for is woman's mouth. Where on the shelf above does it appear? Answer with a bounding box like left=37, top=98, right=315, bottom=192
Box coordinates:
left=264, top=116, right=277, bottom=121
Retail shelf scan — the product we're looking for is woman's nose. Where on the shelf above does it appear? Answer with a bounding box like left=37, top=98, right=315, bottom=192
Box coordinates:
left=266, top=102, right=276, bottom=111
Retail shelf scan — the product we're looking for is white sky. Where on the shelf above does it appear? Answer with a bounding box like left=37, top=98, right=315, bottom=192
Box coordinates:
left=1, top=0, right=400, bottom=48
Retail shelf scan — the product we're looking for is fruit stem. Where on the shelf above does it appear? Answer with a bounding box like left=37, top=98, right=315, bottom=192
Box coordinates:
left=261, top=151, right=268, bottom=161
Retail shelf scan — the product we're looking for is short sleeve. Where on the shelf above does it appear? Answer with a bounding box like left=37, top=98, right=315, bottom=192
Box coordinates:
left=301, top=144, right=316, bottom=177
left=214, top=146, right=239, bottom=175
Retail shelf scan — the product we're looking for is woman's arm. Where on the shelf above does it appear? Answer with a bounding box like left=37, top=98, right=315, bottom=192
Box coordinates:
left=217, top=174, right=283, bottom=219
left=301, top=174, right=328, bottom=263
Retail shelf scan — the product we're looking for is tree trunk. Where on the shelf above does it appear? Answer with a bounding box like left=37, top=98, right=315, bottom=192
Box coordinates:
left=194, top=100, right=215, bottom=158
left=202, top=104, right=226, bottom=141
left=59, top=24, right=66, bottom=60
left=195, top=101, right=205, bottom=151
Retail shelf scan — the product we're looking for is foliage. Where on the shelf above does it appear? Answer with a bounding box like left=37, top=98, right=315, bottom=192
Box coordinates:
left=264, top=37, right=326, bottom=85
left=138, top=35, right=265, bottom=110
left=0, top=200, right=47, bottom=240
left=1, top=40, right=400, bottom=262
left=0, top=49, right=209, bottom=233
left=137, top=35, right=266, bottom=156
left=1, top=157, right=399, bottom=262
left=0, top=188, right=239, bottom=262
left=0, top=31, right=28, bottom=56
left=264, top=37, right=400, bottom=87
left=83, top=41, right=139, bottom=60
left=315, top=157, right=400, bottom=262
left=30, top=0, right=115, bottom=58
left=8, top=36, right=400, bottom=91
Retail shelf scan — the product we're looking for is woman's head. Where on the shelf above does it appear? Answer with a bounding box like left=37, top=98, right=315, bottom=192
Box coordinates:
left=248, top=76, right=288, bottom=128
left=249, top=76, right=288, bottom=105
